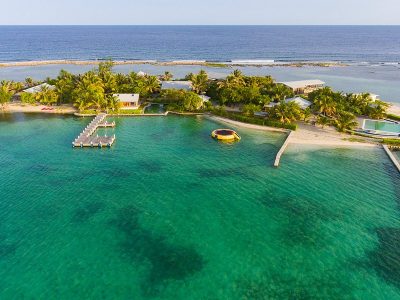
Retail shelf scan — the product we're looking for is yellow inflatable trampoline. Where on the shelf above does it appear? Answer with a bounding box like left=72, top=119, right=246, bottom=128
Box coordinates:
left=211, top=129, right=241, bottom=142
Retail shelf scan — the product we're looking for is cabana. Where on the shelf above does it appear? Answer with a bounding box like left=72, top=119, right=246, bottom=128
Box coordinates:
left=113, top=94, right=140, bottom=109
left=285, top=96, right=312, bottom=110
left=280, top=80, right=325, bottom=95
left=23, top=83, right=55, bottom=94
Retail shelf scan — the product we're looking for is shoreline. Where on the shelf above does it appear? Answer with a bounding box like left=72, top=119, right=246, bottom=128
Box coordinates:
left=0, top=60, right=346, bottom=69
left=0, top=105, right=388, bottom=148
left=206, top=115, right=379, bottom=148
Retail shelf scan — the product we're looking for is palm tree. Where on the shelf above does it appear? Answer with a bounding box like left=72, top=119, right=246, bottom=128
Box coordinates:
left=316, top=115, right=331, bottom=128
left=191, top=70, right=209, bottom=94
left=0, top=84, right=13, bottom=109
left=269, top=101, right=302, bottom=124
left=25, top=77, right=36, bottom=88
left=35, top=85, right=58, bottom=106
left=141, top=75, right=161, bottom=97
left=313, top=94, right=336, bottom=117
left=161, top=71, right=173, bottom=81
left=73, top=72, right=105, bottom=112
left=334, top=112, right=358, bottom=132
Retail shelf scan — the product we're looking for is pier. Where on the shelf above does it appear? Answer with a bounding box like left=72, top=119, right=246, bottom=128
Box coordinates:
left=274, top=131, right=294, bottom=167
left=383, top=145, right=400, bottom=172
left=72, top=113, right=116, bottom=148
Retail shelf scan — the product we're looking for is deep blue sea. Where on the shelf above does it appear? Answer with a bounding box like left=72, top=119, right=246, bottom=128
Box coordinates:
left=0, top=26, right=400, bottom=63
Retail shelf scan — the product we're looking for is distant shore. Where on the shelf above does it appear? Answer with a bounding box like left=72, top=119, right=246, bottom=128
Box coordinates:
left=0, top=60, right=347, bottom=69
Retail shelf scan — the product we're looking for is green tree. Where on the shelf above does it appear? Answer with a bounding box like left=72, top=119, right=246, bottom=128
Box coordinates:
left=268, top=101, right=302, bottom=124
left=316, top=115, right=331, bottom=128
left=0, top=83, right=13, bottom=109
left=334, top=112, right=358, bottom=132
left=161, top=71, right=173, bottom=81
left=73, top=72, right=105, bottom=112
left=20, top=92, right=36, bottom=104
left=35, top=85, right=59, bottom=106
left=190, top=70, right=209, bottom=94
left=242, top=104, right=261, bottom=116
left=55, top=70, right=76, bottom=104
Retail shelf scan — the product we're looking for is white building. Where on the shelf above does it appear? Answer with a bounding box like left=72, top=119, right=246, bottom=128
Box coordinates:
left=113, top=94, right=140, bottom=109
left=285, top=96, right=312, bottom=110
left=280, top=80, right=325, bottom=95
left=161, top=81, right=193, bottom=91
left=23, top=83, right=55, bottom=94
left=353, top=93, right=380, bottom=102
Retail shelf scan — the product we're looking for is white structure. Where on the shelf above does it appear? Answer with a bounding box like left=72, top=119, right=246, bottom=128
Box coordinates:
left=280, top=80, right=325, bottom=95
left=113, top=94, right=140, bottom=109
left=161, top=81, right=192, bottom=91
left=285, top=96, right=312, bottom=110
left=23, top=83, right=55, bottom=94
left=199, top=95, right=210, bottom=102
left=353, top=93, right=380, bottom=102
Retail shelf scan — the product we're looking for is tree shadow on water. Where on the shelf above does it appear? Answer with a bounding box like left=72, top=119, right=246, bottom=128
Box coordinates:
left=110, top=205, right=205, bottom=296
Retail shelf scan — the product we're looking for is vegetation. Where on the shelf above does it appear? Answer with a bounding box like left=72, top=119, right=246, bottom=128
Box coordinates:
left=382, top=138, right=400, bottom=145
left=0, top=60, right=392, bottom=134
left=156, top=89, right=204, bottom=112
left=308, top=88, right=388, bottom=132
left=211, top=107, right=297, bottom=131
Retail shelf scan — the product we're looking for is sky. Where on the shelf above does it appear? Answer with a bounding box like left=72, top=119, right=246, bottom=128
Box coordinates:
left=1, top=0, right=399, bottom=25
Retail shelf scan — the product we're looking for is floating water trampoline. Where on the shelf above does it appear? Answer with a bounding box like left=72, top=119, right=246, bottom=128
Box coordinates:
left=211, top=129, right=241, bottom=142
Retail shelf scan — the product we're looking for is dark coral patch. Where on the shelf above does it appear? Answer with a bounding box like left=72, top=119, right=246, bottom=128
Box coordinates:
left=368, top=227, right=400, bottom=288
left=72, top=201, right=105, bottom=223
left=137, top=161, right=164, bottom=173
left=111, top=205, right=204, bottom=295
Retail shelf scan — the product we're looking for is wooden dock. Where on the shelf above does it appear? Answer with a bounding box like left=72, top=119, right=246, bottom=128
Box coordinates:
left=383, top=145, right=400, bottom=172
left=274, top=131, right=294, bottom=167
left=72, top=113, right=116, bottom=148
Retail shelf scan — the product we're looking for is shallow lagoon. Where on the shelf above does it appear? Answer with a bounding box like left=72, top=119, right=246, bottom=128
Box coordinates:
left=1, top=113, right=400, bottom=299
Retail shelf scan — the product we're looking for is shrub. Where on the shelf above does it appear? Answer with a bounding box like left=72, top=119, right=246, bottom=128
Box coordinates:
left=211, top=109, right=297, bottom=130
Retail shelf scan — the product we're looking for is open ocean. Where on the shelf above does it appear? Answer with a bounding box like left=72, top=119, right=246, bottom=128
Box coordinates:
left=0, top=25, right=400, bottom=63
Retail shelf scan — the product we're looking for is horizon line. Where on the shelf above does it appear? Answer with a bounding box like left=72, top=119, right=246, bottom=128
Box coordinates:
left=1, top=24, right=400, bottom=26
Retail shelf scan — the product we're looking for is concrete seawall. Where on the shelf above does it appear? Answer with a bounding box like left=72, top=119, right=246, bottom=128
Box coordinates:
left=383, top=145, right=400, bottom=172
left=274, top=131, right=294, bottom=167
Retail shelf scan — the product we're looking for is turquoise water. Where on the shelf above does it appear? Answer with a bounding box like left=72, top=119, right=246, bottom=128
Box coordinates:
left=1, top=113, right=400, bottom=299
left=364, top=119, right=400, bottom=134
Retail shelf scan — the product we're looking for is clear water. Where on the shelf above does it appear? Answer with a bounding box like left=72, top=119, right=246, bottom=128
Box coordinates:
left=0, top=26, right=400, bottom=63
left=1, top=113, right=400, bottom=299
left=364, top=119, right=400, bottom=134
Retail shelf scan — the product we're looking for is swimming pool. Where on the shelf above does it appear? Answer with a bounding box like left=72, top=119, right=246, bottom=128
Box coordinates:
left=363, top=119, right=400, bottom=135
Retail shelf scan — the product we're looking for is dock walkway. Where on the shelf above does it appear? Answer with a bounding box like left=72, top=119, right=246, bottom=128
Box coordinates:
left=72, top=113, right=116, bottom=148
left=274, top=131, right=294, bottom=167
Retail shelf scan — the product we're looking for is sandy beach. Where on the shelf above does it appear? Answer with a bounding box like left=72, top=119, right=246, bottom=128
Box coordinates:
left=3, top=103, right=77, bottom=114
left=206, top=115, right=379, bottom=148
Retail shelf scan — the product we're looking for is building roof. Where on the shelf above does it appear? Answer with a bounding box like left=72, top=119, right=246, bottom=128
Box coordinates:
left=280, top=80, right=325, bottom=90
left=161, top=81, right=192, bottom=91
left=285, top=96, right=312, bottom=109
left=199, top=95, right=210, bottom=102
left=137, top=71, right=147, bottom=77
left=113, top=94, right=140, bottom=103
left=23, top=83, right=55, bottom=94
